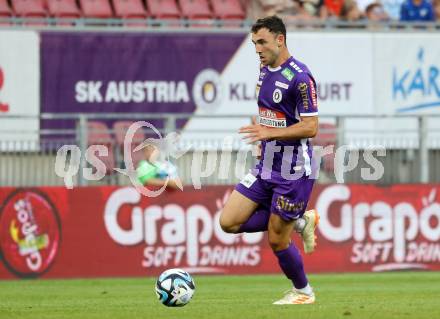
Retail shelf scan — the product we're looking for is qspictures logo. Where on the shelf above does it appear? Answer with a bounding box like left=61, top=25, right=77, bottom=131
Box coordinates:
left=0, top=190, right=61, bottom=278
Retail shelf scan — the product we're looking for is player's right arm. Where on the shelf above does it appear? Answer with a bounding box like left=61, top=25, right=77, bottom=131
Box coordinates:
left=241, top=73, right=318, bottom=143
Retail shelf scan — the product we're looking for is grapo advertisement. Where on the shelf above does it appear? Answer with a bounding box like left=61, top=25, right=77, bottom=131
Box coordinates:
left=1, top=185, right=439, bottom=279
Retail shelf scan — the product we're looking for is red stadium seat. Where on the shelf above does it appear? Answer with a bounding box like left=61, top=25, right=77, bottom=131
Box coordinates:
left=0, top=0, right=12, bottom=17
left=314, top=123, right=337, bottom=172
left=178, top=0, right=213, bottom=19
left=146, top=0, right=181, bottom=19
left=47, top=0, right=81, bottom=18
left=12, top=0, right=47, bottom=18
left=79, top=0, right=113, bottom=18
left=113, top=121, right=146, bottom=167
left=210, top=0, right=244, bottom=20
left=87, top=121, right=116, bottom=174
left=112, top=0, right=147, bottom=19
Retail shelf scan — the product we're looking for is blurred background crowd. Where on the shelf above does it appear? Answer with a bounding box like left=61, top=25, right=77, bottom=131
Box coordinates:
left=0, top=0, right=439, bottom=27
left=245, top=0, right=440, bottom=23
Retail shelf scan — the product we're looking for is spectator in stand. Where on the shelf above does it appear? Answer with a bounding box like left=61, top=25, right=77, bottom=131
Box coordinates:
left=365, top=2, right=390, bottom=20
left=433, top=0, right=440, bottom=19
left=301, top=0, right=325, bottom=16
left=340, top=0, right=363, bottom=20
left=322, top=0, right=345, bottom=18
left=356, top=0, right=377, bottom=13
left=245, top=0, right=316, bottom=21
left=381, top=0, right=405, bottom=19
left=400, top=0, right=435, bottom=21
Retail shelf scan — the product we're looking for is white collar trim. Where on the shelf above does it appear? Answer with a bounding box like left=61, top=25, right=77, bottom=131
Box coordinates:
left=267, top=65, right=282, bottom=72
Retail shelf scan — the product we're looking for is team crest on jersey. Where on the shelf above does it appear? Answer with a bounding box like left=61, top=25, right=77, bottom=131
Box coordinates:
left=273, top=88, right=282, bottom=103
left=259, top=106, right=287, bottom=128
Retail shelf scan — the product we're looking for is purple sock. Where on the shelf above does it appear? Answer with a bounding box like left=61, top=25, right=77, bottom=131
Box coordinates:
left=237, top=208, right=270, bottom=233
left=274, top=243, right=308, bottom=289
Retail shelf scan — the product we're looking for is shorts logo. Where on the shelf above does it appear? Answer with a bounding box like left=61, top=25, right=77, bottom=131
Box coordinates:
left=298, top=82, right=309, bottom=110
left=273, top=88, right=282, bottom=103
left=259, top=106, right=286, bottom=128
left=240, top=173, right=257, bottom=188
left=276, top=196, right=305, bottom=213
left=281, top=68, right=294, bottom=81
left=0, top=189, right=61, bottom=278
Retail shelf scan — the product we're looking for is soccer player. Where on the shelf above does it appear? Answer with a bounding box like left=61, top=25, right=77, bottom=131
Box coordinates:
left=219, top=15, right=319, bottom=305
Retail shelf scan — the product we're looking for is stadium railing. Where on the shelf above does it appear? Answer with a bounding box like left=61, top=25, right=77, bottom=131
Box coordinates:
left=1, top=113, right=439, bottom=187
left=0, top=17, right=440, bottom=31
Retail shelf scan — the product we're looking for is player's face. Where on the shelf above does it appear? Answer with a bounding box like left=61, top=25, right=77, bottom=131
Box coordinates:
left=251, top=28, right=283, bottom=67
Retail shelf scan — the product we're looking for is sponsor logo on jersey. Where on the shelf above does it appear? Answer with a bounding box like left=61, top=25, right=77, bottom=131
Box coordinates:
left=309, top=79, right=318, bottom=109
left=298, top=82, right=309, bottom=110
left=281, top=68, right=294, bottom=81
left=258, top=106, right=287, bottom=127
left=275, top=81, right=289, bottom=89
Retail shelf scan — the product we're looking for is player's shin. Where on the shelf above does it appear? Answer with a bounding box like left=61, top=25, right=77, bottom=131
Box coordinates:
left=274, top=243, right=309, bottom=290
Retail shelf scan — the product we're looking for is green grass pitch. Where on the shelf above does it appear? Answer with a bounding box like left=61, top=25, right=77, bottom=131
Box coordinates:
left=1, top=272, right=439, bottom=319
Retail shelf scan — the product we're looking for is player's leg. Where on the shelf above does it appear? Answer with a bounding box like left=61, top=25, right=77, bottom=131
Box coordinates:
left=284, top=174, right=319, bottom=254
left=219, top=190, right=259, bottom=233
left=268, top=213, right=315, bottom=305
left=220, top=172, right=272, bottom=234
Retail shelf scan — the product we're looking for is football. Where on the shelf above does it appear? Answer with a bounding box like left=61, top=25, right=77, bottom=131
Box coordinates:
left=155, top=268, right=195, bottom=307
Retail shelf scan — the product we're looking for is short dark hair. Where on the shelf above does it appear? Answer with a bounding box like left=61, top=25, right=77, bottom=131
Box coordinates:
left=251, top=16, right=287, bottom=44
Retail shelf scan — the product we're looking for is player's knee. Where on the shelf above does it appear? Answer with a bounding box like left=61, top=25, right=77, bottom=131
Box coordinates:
left=268, top=233, right=289, bottom=251
left=219, top=214, right=239, bottom=234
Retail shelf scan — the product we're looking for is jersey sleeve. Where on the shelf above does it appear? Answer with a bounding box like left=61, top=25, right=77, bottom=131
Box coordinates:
left=292, top=72, right=318, bottom=117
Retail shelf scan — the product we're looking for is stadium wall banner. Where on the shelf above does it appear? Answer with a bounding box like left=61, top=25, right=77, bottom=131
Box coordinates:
left=40, top=32, right=248, bottom=134
left=374, top=33, right=440, bottom=115
left=1, top=184, right=439, bottom=279
left=0, top=30, right=40, bottom=147
left=40, top=32, right=375, bottom=138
